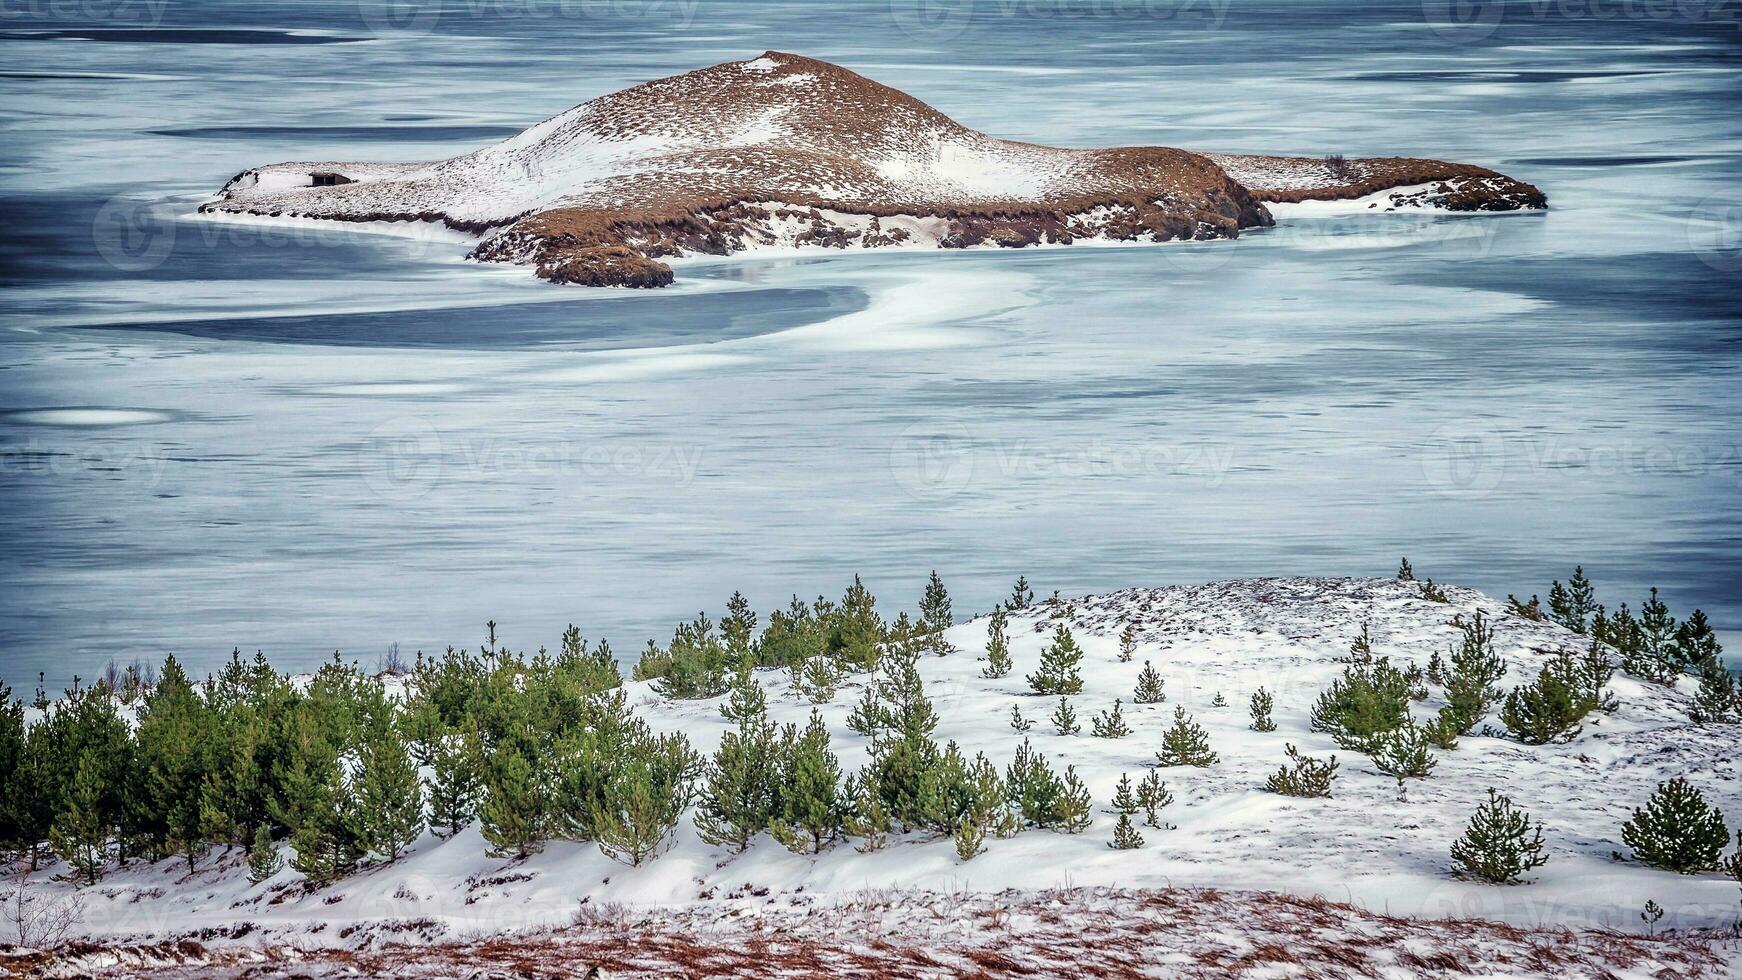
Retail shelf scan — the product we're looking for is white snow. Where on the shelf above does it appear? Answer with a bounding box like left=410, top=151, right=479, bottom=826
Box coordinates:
left=12, top=576, right=1740, bottom=969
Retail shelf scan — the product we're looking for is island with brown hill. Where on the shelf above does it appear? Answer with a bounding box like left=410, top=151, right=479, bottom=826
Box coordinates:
left=199, top=52, right=1546, bottom=287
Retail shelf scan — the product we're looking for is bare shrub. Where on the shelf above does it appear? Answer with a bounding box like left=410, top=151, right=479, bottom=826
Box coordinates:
left=2, top=870, right=86, bottom=949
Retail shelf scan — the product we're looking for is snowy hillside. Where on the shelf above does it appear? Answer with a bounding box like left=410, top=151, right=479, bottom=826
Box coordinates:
left=7, top=577, right=1737, bottom=978
left=196, top=53, right=1545, bottom=286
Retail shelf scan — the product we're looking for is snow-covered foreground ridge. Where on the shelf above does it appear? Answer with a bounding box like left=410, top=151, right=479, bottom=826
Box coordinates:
left=8, top=576, right=1739, bottom=978
left=198, top=52, right=1546, bottom=286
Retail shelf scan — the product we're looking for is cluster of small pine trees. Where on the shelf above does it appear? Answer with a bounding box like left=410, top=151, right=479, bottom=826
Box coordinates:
left=1542, top=567, right=1733, bottom=720
left=0, top=622, right=710, bottom=887
left=1451, top=778, right=1737, bottom=888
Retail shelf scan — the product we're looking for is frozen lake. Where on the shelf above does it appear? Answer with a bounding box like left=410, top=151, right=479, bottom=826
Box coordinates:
left=2, top=1, right=1739, bottom=689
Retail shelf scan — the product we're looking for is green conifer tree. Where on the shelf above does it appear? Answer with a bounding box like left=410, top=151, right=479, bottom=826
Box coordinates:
left=1689, top=657, right=1738, bottom=724
left=1051, top=697, right=1080, bottom=736
left=1109, top=772, right=1140, bottom=817
left=981, top=608, right=1012, bottom=679
left=1369, top=723, right=1436, bottom=779
left=1500, top=653, right=1599, bottom=745
left=1110, top=812, right=1144, bottom=850
left=49, top=753, right=109, bottom=886
left=792, top=651, right=846, bottom=704
left=1155, top=706, right=1217, bottom=767
left=919, top=570, right=954, bottom=654
left=954, top=813, right=986, bottom=861
left=1026, top=624, right=1084, bottom=695
left=1397, top=557, right=1414, bottom=581
left=719, top=660, right=767, bottom=724
left=845, top=674, right=884, bottom=739
left=770, top=711, right=844, bottom=855
left=1132, top=662, right=1165, bottom=704
left=1249, top=688, right=1277, bottom=732
left=594, top=732, right=697, bottom=867
left=722, top=590, right=758, bottom=661
left=1091, top=699, right=1131, bottom=738
left=1567, top=565, right=1597, bottom=632
left=1009, top=704, right=1033, bottom=733
left=828, top=576, right=885, bottom=672
left=1136, top=771, right=1172, bottom=829
left=1444, top=610, right=1507, bottom=734
left=135, top=655, right=213, bottom=871
left=1674, top=609, right=1721, bottom=672
left=1547, top=579, right=1576, bottom=632
left=248, top=824, right=281, bottom=884
left=1009, top=576, right=1033, bottom=610
left=1621, top=778, right=1730, bottom=874
left=426, top=726, right=483, bottom=838
left=1057, top=766, right=1092, bottom=834
left=843, top=769, right=891, bottom=852
left=478, top=739, right=550, bottom=859
left=1638, top=588, right=1677, bottom=672
left=1450, top=788, right=1549, bottom=884
left=356, top=718, right=424, bottom=862
left=1118, top=624, right=1137, bottom=663
left=1265, top=744, right=1338, bottom=798
left=694, top=715, right=777, bottom=853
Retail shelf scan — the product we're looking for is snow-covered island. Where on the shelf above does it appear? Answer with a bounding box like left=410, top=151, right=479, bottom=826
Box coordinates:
left=3, top=571, right=1738, bottom=978
left=197, top=52, right=1547, bottom=287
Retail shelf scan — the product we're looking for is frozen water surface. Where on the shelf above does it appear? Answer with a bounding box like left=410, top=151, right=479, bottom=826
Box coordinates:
left=1, top=1, right=1739, bottom=688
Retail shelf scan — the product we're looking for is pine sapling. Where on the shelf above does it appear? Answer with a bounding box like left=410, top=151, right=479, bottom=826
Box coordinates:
left=1369, top=723, right=1437, bottom=779
left=1621, top=778, right=1730, bottom=874
left=918, top=570, right=955, bottom=655
left=954, top=814, right=986, bottom=861
left=843, top=770, right=891, bottom=853
left=1027, top=624, right=1084, bottom=695
left=1249, top=687, right=1277, bottom=732
left=982, top=608, right=1012, bottom=679
left=793, top=651, right=846, bottom=704
left=1051, top=697, right=1080, bottom=736
left=1156, top=705, right=1217, bottom=767
left=1091, top=699, right=1131, bottom=738
left=1110, top=812, right=1144, bottom=850
left=1009, top=704, right=1033, bottom=733
left=1348, top=622, right=1374, bottom=664
left=1136, top=771, right=1173, bottom=830
left=1109, top=772, right=1140, bottom=816
left=1500, top=652, right=1599, bottom=745
left=1210, top=691, right=1227, bottom=708
left=1265, top=744, right=1338, bottom=798
left=1132, top=661, right=1165, bottom=705
left=1451, top=788, right=1549, bottom=884
left=1689, top=657, right=1738, bottom=724
left=1640, top=899, right=1665, bottom=936
left=1118, top=624, right=1137, bottom=663
left=1058, top=766, right=1092, bottom=834
left=248, top=825, right=281, bottom=884
left=1397, top=557, right=1414, bottom=581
